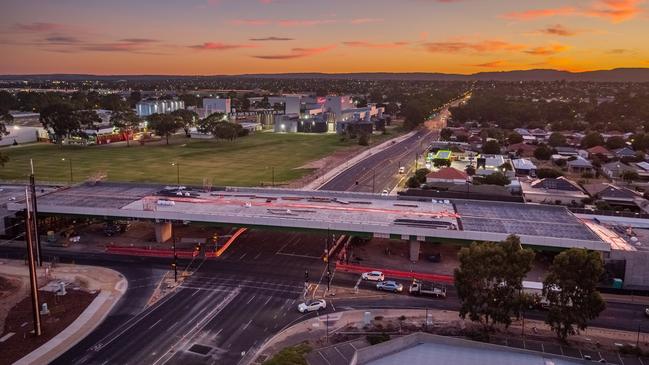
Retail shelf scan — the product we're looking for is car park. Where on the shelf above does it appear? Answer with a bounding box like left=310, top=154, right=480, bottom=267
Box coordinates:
left=361, top=271, right=385, bottom=281
left=297, top=299, right=326, bottom=313
left=376, top=281, right=403, bottom=293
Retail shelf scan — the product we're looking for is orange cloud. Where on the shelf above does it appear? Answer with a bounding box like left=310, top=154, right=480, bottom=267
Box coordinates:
left=585, top=0, right=644, bottom=22
left=423, top=40, right=525, bottom=53
left=343, top=41, right=409, bottom=49
left=252, top=45, right=336, bottom=59
left=469, top=60, right=511, bottom=68
left=525, top=44, right=570, bottom=56
left=502, top=7, right=576, bottom=20
left=349, top=18, right=384, bottom=24
left=229, top=19, right=272, bottom=26
left=537, top=24, right=578, bottom=36
left=189, top=42, right=257, bottom=50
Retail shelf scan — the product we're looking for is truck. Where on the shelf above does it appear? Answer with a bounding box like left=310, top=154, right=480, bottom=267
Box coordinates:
left=408, top=279, right=446, bottom=298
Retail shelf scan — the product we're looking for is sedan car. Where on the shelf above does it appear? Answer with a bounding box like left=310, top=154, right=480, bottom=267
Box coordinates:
left=361, top=271, right=385, bottom=281
left=297, top=299, right=326, bottom=313
left=376, top=281, right=404, bottom=293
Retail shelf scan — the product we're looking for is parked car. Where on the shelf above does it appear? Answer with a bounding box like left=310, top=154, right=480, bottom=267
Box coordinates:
left=427, top=253, right=441, bottom=263
left=361, top=271, right=385, bottom=281
left=297, top=299, right=326, bottom=313
left=376, top=281, right=403, bottom=293
left=645, top=307, right=649, bottom=318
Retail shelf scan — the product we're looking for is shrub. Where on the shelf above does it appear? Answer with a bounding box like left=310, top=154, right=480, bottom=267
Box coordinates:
left=367, top=333, right=390, bottom=345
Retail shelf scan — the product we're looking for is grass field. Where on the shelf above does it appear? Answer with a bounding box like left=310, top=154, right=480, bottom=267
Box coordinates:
left=0, top=132, right=394, bottom=186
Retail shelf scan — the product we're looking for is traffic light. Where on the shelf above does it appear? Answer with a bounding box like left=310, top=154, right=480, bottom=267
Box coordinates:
left=304, top=270, right=309, bottom=282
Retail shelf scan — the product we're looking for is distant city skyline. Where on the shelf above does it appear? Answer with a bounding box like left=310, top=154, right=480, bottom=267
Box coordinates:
left=2, top=0, right=648, bottom=75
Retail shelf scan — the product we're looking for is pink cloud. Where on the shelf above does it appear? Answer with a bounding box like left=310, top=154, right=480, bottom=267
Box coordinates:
left=502, top=7, right=577, bottom=20
left=277, top=19, right=337, bottom=27
left=188, top=42, right=257, bottom=50
left=349, top=18, right=384, bottom=24
left=229, top=19, right=272, bottom=26
left=252, top=45, right=336, bottom=59
left=585, top=0, right=644, bottom=22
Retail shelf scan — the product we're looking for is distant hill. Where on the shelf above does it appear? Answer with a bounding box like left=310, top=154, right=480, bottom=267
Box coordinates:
left=2, top=68, right=649, bottom=82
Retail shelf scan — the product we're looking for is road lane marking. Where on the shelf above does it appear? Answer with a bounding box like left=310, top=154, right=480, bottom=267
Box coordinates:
left=239, top=252, right=247, bottom=260
left=246, top=294, right=257, bottom=304
left=149, top=319, right=162, bottom=330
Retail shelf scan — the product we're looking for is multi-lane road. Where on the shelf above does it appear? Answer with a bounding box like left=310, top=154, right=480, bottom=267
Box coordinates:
left=319, top=101, right=455, bottom=193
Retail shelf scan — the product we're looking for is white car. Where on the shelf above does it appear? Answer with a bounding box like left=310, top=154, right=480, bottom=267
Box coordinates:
left=298, top=299, right=326, bottom=313
left=381, top=190, right=389, bottom=196
left=361, top=271, right=385, bottom=281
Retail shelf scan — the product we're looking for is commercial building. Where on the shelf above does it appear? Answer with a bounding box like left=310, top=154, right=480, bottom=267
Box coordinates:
left=202, top=98, right=231, bottom=116
left=136, top=100, right=185, bottom=117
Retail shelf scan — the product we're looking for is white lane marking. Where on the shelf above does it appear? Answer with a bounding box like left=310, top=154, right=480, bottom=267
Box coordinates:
left=246, top=294, right=257, bottom=304
left=253, top=252, right=262, bottom=260
left=276, top=252, right=320, bottom=259
left=148, top=319, right=162, bottom=330
left=275, top=243, right=288, bottom=254
left=239, top=252, right=247, bottom=260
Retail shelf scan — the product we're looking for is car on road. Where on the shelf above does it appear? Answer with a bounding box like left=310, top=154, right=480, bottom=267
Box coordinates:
left=645, top=307, right=649, bottom=318
left=376, top=281, right=403, bottom=293
left=398, top=166, right=405, bottom=174
left=361, top=271, right=385, bottom=281
left=381, top=190, right=389, bottom=196
left=297, top=299, right=326, bottom=313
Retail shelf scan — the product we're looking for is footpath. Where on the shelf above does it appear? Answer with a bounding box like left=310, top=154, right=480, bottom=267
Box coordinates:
left=0, top=260, right=127, bottom=365
left=251, top=307, right=649, bottom=365
left=302, top=131, right=417, bottom=190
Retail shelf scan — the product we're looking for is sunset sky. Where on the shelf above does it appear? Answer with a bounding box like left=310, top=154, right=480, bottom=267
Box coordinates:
left=2, top=0, right=648, bottom=75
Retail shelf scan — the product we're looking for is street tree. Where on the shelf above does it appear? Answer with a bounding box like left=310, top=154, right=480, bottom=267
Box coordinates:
left=440, top=128, right=453, bottom=141
left=534, top=145, right=553, bottom=160
left=110, top=109, right=141, bottom=147
left=548, top=132, right=566, bottom=147
left=508, top=132, right=523, bottom=145
left=454, top=235, right=535, bottom=330
left=147, top=113, right=181, bottom=145
left=40, top=103, right=83, bottom=146
left=581, top=132, right=604, bottom=149
left=543, top=248, right=605, bottom=341
left=0, top=108, right=11, bottom=141
left=605, top=136, right=627, bottom=150
left=482, top=140, right=501, bottom=154
left=171, top=109, right=199, bottom=137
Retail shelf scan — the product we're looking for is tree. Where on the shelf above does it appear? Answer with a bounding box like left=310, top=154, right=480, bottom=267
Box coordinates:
left=171, top=109, right=199, bottom=137
left=534, top=145, right=553, bottom=161
left=605, top=136, right=626, bottom=150
left=581, top=132, right=604, bottom=149
left=99, top=94, right=127, bottom=111
left=402, top=101, right=427, bottom=130
left=406, top=176, right=420, bottom=188
left=40, top=103, right=82, bottom=146
left=548, top=132, right=566, bottom=147
left=0, top=109, right=11, bottom=141
left=110, top=109, right=141, bottom=147
left=414, top=168, right=431, bottom=184
left=543, top=248, right=605, bottom=341
left=482, top=140, right=501, bottom=154
left=507, top=132, right=523, bottom=145
left=465, top=165, right=476, bottom=176
left=473, top=171, right=510, bottom=186
left=128, top=91, right=142, bottom=108
left=147, top=113, right=181, bottom=145
left=631, top=133, right=649, bottom=151
left=358, top=132, right=370, bottom=146
left=454, top=236, right=534, bottom=330
left=440, top=128, right=453, bottom=141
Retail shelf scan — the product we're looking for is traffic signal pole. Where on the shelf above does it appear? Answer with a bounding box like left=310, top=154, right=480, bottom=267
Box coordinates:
left=24, top=190, right=42, bottom=337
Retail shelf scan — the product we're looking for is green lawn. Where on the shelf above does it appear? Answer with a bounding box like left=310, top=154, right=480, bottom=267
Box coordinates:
left=0, top=132, right=394, bottom=186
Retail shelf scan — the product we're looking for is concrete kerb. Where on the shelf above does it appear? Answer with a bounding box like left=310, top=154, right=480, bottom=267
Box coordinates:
left=302, top=131, right=417, bottom=190
left=13, top=268, right=128, bottom=365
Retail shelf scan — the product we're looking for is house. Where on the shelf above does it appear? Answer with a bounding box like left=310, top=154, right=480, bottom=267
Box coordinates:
left=529, top=128, right=549, bottom=141
left=587, top=145, right=614, bottom=160
left=566, top=156, right=594, bottom=174
left=425, top=167, right=469, bottom=185
left=475, top=154, right=507, bottom=176
left=613, top=146, right=636, bottom=159
left=512, top=158, right=537, bottom=176
left=601, top=162, right=636, bottom=179
left=583, top=183, right=643, bottom=208
left=633, top=161, right=649, bottom=181
left=555, top=146, right=579, bottom=157
left=507, top=143, right=536, bottom=158
left=520, top=177, right=588, bottom=205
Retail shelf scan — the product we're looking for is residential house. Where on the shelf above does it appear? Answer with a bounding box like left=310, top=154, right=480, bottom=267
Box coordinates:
left=583, top=183, right=644, bottom=208
left=512, top=158, right=537, bottom=176
left=566, top=156, right=594, bottom=174
left=425, top=167, right=469, bottom=185
left=633, top=161, right=649, bottom=181
left=613, top=146, right=636, bottom=159
left=507, top=143, right=536, bottom=158
left=555, top=146, right=579, bottom=157
left=520, top=177, right=588, bottom=205
left=601, top=162, right=636, bottom=179
left=587, top=145, right=614, bottom=160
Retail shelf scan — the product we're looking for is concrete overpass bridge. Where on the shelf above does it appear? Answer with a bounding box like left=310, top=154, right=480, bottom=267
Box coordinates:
left=7, top=182, right=615, bottom=259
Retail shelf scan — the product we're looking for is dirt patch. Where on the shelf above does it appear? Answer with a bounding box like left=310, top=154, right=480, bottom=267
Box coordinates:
left=287, top=145, right=366, bottom=188
left=0, top=276, right=19, bottom=297
left=0, top=274, right=27, bottom=335
left=0, top=289, right=97, bottom=365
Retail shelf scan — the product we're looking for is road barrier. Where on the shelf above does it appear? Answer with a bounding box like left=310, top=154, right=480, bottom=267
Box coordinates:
left=106, top=246, right=197, bottom=258
left=335, top=263, right=454, bottom=284
left=214, top=228, right=248, bottom=257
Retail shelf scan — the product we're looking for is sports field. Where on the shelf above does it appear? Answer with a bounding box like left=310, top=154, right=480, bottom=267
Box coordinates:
left=0, top=132, right=392, bottom=186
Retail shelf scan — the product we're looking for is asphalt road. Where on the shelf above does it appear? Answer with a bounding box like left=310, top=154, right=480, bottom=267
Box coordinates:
left=318, top=104, right=454, bottom=193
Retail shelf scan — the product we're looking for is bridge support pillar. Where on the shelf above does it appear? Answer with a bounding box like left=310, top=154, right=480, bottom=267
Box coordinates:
left=155, top=222, right=172, bottom=243
left=409, top=240, right=420, bottom=262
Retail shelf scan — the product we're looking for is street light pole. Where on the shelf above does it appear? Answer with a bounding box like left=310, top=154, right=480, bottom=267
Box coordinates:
left=272, top=166, right=275, bottom=187
left=171, top=162, right=180, bottom=186
left=173, top=236, right=178, bottom=283
left=62, top=158, right=73, bottom=184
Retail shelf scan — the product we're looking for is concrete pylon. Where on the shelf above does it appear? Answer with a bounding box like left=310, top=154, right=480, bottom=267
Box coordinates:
left=155, top=222, right=172, bottom=243
left=409, top=240, right=421, bottom=262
